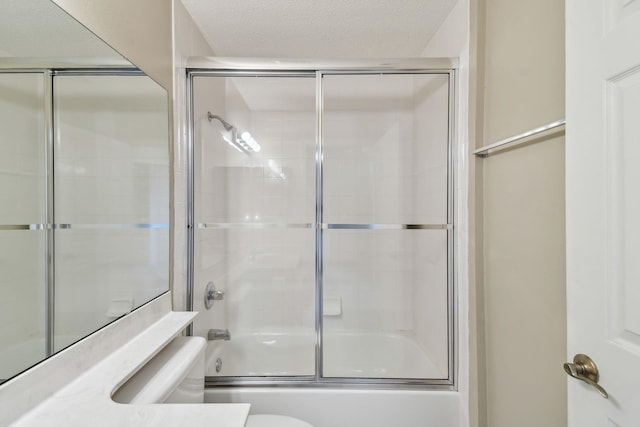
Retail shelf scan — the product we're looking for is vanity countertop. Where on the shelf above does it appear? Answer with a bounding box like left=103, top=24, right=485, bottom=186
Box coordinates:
left=8, top=311, right=250, bottom=427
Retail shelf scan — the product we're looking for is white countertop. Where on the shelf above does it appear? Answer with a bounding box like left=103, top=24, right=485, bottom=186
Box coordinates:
left=7, top=311, right=250, bottom=427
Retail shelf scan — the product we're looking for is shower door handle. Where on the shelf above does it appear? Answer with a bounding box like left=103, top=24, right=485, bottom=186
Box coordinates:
left=563, top=354, right=608, bottom=399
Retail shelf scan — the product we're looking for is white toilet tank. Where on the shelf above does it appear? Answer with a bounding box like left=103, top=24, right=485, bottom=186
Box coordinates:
left=112, top=336, right=206, bottom=404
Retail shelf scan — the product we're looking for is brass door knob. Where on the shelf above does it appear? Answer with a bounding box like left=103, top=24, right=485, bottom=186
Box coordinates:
left=563, top=354, right=608, bottom=399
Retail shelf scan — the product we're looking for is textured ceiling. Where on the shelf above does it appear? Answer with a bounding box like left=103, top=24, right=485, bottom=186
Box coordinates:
left=181, top=0, right=458, bottom=58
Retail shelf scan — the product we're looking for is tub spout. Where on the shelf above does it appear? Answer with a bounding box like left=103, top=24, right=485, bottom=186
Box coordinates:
left=208, top=328, right=231, bottom=341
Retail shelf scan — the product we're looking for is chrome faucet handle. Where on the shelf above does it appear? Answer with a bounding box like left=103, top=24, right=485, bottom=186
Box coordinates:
left=204, top=281, right=224, bottom=309
left=209, top=289, right=225, bottom=299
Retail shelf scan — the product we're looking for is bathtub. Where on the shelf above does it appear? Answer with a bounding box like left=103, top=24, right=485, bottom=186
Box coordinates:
left=206, top=387, right=460, bottom=427
left=205, top=331, right=458, bottom=427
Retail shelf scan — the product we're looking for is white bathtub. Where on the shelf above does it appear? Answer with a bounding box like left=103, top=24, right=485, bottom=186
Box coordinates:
left=204, top=331, right=458, bottom=427
left=206, top=331, right=446, bottom=379
left=206, top=388, right=460, bottom=427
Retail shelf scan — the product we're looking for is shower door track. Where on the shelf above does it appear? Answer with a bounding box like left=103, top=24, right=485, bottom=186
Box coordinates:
left=186, top=58, right=457, bottom=390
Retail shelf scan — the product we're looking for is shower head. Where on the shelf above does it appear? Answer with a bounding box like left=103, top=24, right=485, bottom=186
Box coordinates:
left=207, top=112, right=234, bottom=131
left=206, top=111, right=261, bottom=154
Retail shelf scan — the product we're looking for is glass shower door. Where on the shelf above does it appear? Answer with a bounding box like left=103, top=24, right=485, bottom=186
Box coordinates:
left=191, top=74, right=317, bottom=378
left=190, top=67, right=455, bottom=386
left=321, top=73, right=452, bottom=381
left=0, top=72, right=47, bottom=380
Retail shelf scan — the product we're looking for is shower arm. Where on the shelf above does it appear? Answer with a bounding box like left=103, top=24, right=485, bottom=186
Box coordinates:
left=207, top=112, right=235, bottom=132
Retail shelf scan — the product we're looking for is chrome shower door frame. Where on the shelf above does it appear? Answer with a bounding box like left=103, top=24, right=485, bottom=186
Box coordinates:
left=186, top=58, right=457, bottom=390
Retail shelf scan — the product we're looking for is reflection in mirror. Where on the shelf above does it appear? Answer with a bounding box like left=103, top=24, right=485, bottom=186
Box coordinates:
left=52, top=73, right=169, bottom=352
left=0, top=0, right=169, bottom=382
left=0, top=72, right=47, bottom=379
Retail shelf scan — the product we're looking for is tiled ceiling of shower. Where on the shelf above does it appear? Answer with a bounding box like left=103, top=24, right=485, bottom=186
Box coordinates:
left=181, top=0, right=459, bottom=58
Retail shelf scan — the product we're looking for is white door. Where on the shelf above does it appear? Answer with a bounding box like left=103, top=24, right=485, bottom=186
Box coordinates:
left=566, top=0, right=640, bottom=425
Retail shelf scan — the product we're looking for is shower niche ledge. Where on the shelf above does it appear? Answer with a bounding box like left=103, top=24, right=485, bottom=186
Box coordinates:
left=2, top=310, right=250, bottom=427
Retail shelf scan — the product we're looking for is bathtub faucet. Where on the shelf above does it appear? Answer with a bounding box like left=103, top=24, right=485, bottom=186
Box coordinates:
left=208, top=328, right=231, bottom=341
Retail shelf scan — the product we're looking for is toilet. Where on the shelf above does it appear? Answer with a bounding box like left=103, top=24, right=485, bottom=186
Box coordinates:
left=113, top=336, right=313, bottom=427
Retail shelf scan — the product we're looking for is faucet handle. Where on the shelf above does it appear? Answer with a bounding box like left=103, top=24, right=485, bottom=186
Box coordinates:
left=204, top=281, right=224, bottom=309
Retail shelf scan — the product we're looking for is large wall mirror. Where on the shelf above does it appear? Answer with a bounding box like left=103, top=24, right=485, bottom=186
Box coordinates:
left=0, top=0, right=170, bottom=382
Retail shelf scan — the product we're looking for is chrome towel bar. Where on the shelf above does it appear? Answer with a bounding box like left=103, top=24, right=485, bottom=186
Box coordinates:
left=473, top=119, right=565, bottom=157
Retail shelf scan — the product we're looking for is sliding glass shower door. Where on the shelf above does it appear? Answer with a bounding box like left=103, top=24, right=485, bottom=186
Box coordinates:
left=191, top=74, right=317, bottom=377
left=189, top=66, right=454, bottom=386
left=321, top=73, right=451, bottom=380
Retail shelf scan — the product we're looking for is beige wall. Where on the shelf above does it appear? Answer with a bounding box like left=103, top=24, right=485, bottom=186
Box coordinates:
left=51, top=0, right=174, bottom=91
left=476, top=0, right=566, bottom=426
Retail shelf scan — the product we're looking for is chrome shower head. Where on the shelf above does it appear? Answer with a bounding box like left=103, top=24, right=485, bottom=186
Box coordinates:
left=206, top=111, right=261, bottom=154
